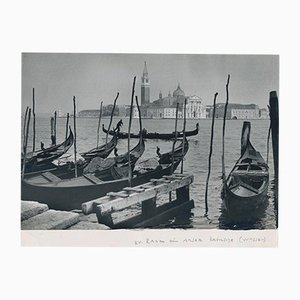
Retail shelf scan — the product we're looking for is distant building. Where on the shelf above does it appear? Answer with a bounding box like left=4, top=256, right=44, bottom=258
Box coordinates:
left=141, top=61, right=150, bottom=106
left=78, top=109, right=100, bottom=118
left=208, top=103, right=260, bottom=119
left=186, top=95, right=206, bottom=119
left=78, top=105, right=120, bottom=118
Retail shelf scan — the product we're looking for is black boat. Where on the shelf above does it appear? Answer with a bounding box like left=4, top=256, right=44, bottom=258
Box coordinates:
left=222, top=121, right=269, bottom=221
left=21, top=138, right=188, bottom=211
left=158, top=138, right=189, bottom=164
left=102, top=122, right=199, bottom=139
left=83, top=135, right=146, bottom=181
left=80, top=132, right=118, bottom=162
left=22, top=128, right=74, bottom=173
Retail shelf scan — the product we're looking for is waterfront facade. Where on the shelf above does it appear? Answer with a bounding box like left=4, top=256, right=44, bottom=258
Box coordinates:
left=205, top=103, right=268, bottom=119
left=186, top=95, right=206, bottom=119
left=231, top=107, right=259, bottom=119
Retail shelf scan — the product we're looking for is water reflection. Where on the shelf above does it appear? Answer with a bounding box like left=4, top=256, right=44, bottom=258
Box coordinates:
left=269, top=178, right=278, bottom=228
left=155, top=210, right=194, bottom=229
left=218, top=197, right=269, bottom=230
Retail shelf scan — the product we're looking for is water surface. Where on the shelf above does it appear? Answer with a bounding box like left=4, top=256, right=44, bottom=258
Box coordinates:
left=22, top=117, right=277, bottom=230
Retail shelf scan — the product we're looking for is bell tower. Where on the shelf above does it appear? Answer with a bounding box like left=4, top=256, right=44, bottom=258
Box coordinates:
left=141, top=61, right=150, bottom=106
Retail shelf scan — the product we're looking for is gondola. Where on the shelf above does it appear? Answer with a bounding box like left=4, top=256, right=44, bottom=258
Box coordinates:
left=102, top=122, right=199, bottom=139
left=22, top=128, right=74, bottom=173
left=23, top=132, right=144, bottom=181
left=80, top=131, right=118, bottom=162
left=222, top=121, right=269, bottom=221
left=21, top=138, right=188, bottom=211
left=83, top=135, right=146, bottom=181
left=158, top=138, right=189, bottom=164
left=23, top=131, right=118, bottom=177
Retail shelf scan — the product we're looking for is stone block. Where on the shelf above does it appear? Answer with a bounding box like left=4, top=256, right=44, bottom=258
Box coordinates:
left=21, top=201, right=49, bottom=221
left=68, top=221, right=109, bottom=230
left=21, top=210, right=79, bottom=230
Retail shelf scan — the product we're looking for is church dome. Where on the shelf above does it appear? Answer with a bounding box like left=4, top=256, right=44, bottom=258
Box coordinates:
left=173, top=83, right=185, bottom=97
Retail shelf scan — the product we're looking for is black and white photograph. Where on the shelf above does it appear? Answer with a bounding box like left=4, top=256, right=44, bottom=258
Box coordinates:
left=3, top=1, right=300, bottom=300
left=20, top=53, right=279, bottom=240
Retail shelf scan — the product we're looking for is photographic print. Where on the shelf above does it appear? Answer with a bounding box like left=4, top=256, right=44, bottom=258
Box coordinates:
left=21, top=53, right=279, bottom=246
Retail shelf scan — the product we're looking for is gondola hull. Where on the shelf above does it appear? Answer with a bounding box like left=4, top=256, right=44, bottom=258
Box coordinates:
left=22, top=129, right=74, bottom=173
left=222, top=183, right=268, bottom=222
left=80, top=133, right=117, bottom=161
left=102, top=123, right=199, bottom=139
left=21, top=160, right=182, bottom=211
left=222, top=121, right=269, bottom=222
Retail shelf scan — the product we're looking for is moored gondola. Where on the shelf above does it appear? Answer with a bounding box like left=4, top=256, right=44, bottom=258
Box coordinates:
left=222, top=121, right=269, bottom=221
left=22, top=128, right=74, bottom=173
left=80, top=131, right=118, bottom=162
left=21, top=138, right=188, bottom=210
left=102, top=122, right=199, bottom=139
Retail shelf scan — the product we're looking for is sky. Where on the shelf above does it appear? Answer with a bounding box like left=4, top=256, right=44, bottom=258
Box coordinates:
left=22, top=53, right=279, bottom=114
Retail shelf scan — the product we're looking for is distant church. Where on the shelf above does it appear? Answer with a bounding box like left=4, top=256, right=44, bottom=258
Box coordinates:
left=135, top=61, right=206, bottom=119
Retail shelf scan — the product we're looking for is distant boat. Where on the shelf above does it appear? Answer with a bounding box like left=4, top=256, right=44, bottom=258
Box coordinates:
left=222, top=121, right=269, bottom=221
left=102, top=122, right=199, bottom=139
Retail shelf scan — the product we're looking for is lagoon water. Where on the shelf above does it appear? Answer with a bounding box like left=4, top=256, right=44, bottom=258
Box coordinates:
left=23, top=117, right=277, bottom=230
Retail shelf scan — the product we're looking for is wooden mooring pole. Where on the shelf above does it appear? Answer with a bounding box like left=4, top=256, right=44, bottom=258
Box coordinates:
left=97, top=101, right=103, bottom=148
left=204, top=93, right=218, bottom=216
left=50, top=117, right=55, bottom=145
left=65, top=113, right=70, bottom=141
left=222, top=75, right=230, bottom=181
left=22, top=108, right=31, bottom=178
left=23, top=106, right=29, bottom=150
left=169, top=102, right=179, bottom=202
left=32, top=88, right=36, bottom=153
left=106, top=93, right=119, bottom=149
left=73, top=96, right=78, bottom=178
left=171, top=102, right=179, bottom=175
left=269, top=91, right=278, bottom=227
left=180, top=98, right=187, bottom=174
left=269, top=91, right=279, bottom=182
left=128, top=77, right=136, bottom=187
left=54, top=110, right=57, bottom=145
